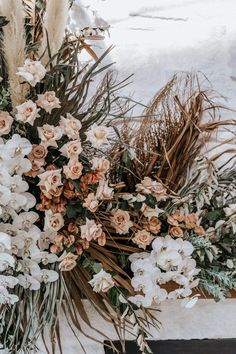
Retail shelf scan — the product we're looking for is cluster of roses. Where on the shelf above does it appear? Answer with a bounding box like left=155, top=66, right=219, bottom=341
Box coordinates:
left=0, top=135, right=58, bottom=305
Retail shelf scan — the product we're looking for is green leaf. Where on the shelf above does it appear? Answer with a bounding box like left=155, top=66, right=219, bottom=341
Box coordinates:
left=92, top=262, right=103, bottom=273
left=145, top=195, right=157, bottom=208
left=206, top=210, right=222, bottom=221
left=66, top=203, right=83, bottom=218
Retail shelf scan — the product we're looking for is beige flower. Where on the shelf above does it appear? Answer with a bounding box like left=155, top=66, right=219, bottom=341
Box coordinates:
left=86, top=123, right=109, bottom=148
left=44, top=210, right=64, bottom=232
left=96, top=180, right=114, bottom=200
left=167, top=214, right=179, bottom=227
left=16, top=59, right=46, bottom=87
left=89, top=269, right=114, bottom=293
left=136, top=177, right=167, bottom=201
left=36, top=91, right=61, bottom=113
left=59, top=139, right=82, bottom=159
left=91, top=156, right=110, bottom=174
left=16, top=100, right=40, bottom=126
left=63, top=160, right=83, bottom=180
left=25, top=159, right=45, bottom=177
left=169, top=226, right=184, bottom=238
left=60, top=113, right=82, bottom=140
left=38, top=169, right=62, bottom=193
left=38, top=124, right=62, bottom=147
left=58, top=252, right=78, bottom=271
left=111, top=209, right=133, bottom=235
left=0, top=111, right=13, bottom=136
left=132, top=230, right=154, bottom=250
left=80, top=218, right=104, bottom=241
left=83, top=193, right=99, bottom=212
left=147, top=216, right=162, bottom=234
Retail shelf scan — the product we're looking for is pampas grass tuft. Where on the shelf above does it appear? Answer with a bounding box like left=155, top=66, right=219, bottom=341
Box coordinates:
left=39, top=0, right=70, bottom=66
left=0, top=0, right=28, bottom=110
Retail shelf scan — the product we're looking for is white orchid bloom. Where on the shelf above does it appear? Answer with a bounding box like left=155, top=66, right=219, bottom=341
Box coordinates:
left=5, top=157, right=31, bottom=176
left=0, top=253, right=15, bottom=271
left=0, top=286, right=19, bottom=305
left=0, top=185, right=11, bottom=206
left=0, top=275, right=18, bottom=288
left=17, top=274, right=40, bottom=291
left=20, top=192, right=36, bottom=211
left=19, top=259, right=41, bottom=275
left=131, top=275, right=154, bottom=295
left=0, top=232, right=11, bottom=252
left=33, top=269, right=59, bottom=284
left=128, top=294, right=153, bottom=308
left=7, top=193, right=27, bottom=211
left=38, top=230, right=56, bottom=250
left=9, top=176, right=28, bottom=193
left=4, top=134, right=32, bottom=157
left=31, top=252, right=58, bottom=265
left=13, top=211, right=39, bottom=230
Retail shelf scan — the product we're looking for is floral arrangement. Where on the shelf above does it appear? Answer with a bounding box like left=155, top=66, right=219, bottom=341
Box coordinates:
left=0, top=1, right=236, bottom=354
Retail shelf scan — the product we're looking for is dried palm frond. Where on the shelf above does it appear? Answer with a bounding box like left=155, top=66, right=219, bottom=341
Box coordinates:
left=39, top=0, right=70, bottom=66
left=113, top=73, right=236, bottom=192
left=0, top=0, right=28, bottom=109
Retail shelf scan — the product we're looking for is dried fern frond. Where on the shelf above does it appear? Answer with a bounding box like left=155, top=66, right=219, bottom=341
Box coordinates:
left=0, top=0, right=28, bottom=109
left=114, top=73, right=236, bottom=192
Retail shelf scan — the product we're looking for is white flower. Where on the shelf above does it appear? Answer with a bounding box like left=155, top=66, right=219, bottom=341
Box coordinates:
left=32, top=269, right=59, bottom=284
left=60, top=113, right=82, bottom=139
left=131, top=275, right=154, bottom=295
left=13, top=211, right=38, bottom=230
left=0, top=286, right=19, bottom=305
left=38, top=230, right=56, bottom=250
left=7, top=193, right=27, bottom=211
left=0, top=186, right=11, bottom=205
left=224, top=204, right=236, bottom=216
left=21, top=192, right=36, bottom=211
left=0, top=253, right=15, bottom=271
left=86, top=123, right=109, bottom=148
left=16, top=59, right=46, bottom=87
left=128, top=294, right=153, bottom=308
left=36, top=91, right=61, bottom=113
left=8, top=176, right=28, bottom=193
left=4, top=134, right=32, bottom=157
left=17, top=274, right=40, bottom=291
left=38, top=124, right=63, bottom=148
left=89, top=269, right=114, bottom=293
left=0, top=275, right=18, bottom=289
left=59, top=139, right=82, bottom=159
left=31, top=252, right=58, bottom=265
left=0, top=232, right=11, bottom=252
left=16, top=100, right=40, bottom=125
left=5, top=157, right=32, bottom=175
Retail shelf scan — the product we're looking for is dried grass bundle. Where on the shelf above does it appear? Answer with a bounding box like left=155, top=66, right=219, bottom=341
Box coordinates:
left=0, top=0, right=28, bottom=109
left=115, top=73, right=236, bottom=192
left=39, top=0, right=70, bottom=66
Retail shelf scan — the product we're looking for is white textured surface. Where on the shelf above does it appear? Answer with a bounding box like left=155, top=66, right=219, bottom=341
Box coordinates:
left=40, top=1, right=236, bottom=352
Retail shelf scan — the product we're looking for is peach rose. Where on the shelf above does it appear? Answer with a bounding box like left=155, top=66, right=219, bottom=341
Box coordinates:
left=96, top=180, right=114, bottom=200
left=80, top=218, right=104, bottom=242
left=169, top=226, right=184, bottom=238
left=147, top=216, right=162, bottom=234
left=60, top=139, right=82, bottom=159
left=38, top=169, right=62, bottom=193
left=167, top=214, right=179, bottom=227
left=172, top=210, right=185, bottom=222
left=111, top=209, right=133, bottom=235
left=132, top=230, right=154, bottom=250
left=25, top=159, right=45, bottom=177
left=194, top=225, right=206, bottom=236
left=83, top=193, right=99, bottom=212
left=30, top=144, right=47, bottom=159
left=63, top=160, right=83, bottom=180
left=58, top=252, right=78, bottom=271
left=36, top=91, right=61, bottom=113
left=136, top=177, right=167, bottom=201
left=16, top=100, right=40, bottom=126
left=0, top=111, right=13, bottom=136
left=184, top=213, right=197, bottom=229
left=38, top=124, right=62, bottom=148
left=44, top=211, right=64, bottom=232
left=60, top=113, right=82, bottom=139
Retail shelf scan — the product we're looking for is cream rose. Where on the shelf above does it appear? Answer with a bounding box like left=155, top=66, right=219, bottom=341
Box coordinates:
left=59, top=139, right=82, bottom=159
left=111, top=209, right=133, bottom=235
left=16, top=100, right=40, bottom=126
left=89, top=269, right=114, bottom=293
left=58, top=252, right=78, bottom=271
left=96, top=180, right=114, bottom=200
left=83, top=193, right=99, bottom=212
left=60, top=113, right=82, bottom=140
left=91, top=156, right=110, bottom=174
left=0, top=111, right=13, bottom=136
left=63, top=160, right=83, bottom=180
left=36, top=91, right=61, bottom=113
left=38, top=169, right=62, bottom=193
left=136, top=177, right=167, bottom=201
left=132, top=230, right=154, bottom=250
left=16, top=59, right=46, bottom=87
left=38, top=124, right=62, bottom=147
left=86, top=123, right=109, bottom=148
left=80, top=218, right=104, bottom=241
left=44, top=211, right=64, bottom=232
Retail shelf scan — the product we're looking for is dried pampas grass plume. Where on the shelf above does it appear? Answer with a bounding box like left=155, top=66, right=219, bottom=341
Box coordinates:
left=0, top=0, right=28, bottom=110
left=39, top=0, right=70, bottom=66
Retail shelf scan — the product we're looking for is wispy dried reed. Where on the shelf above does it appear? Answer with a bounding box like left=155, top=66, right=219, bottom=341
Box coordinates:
left=0, top=0, right=28, bottom=109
